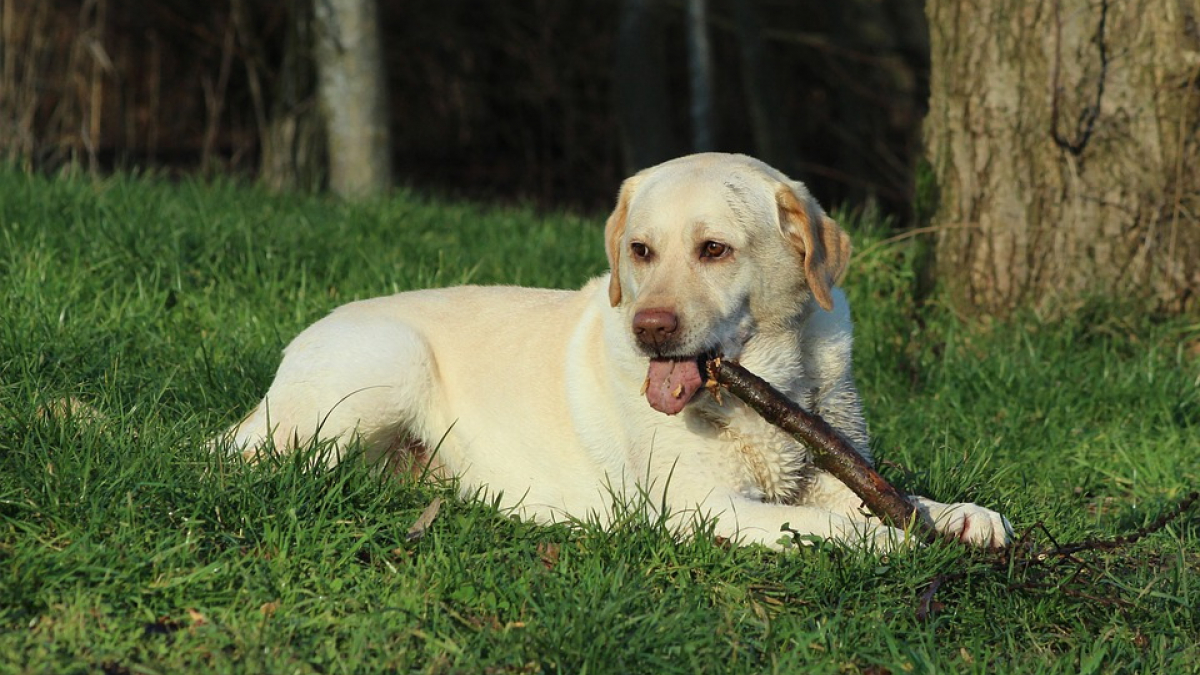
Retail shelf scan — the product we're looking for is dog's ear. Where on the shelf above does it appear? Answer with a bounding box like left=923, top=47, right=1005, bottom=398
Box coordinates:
left=605, top=176, right=640, bottom=307
left=776, top=182, right=851, bottom=311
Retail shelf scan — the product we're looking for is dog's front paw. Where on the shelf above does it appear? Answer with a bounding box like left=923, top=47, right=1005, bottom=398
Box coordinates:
left=933, top=503, right=1014, bottom=549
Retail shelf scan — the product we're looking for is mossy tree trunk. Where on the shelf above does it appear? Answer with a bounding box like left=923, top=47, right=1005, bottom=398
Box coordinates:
left=924, top=0, right=1200, bottom=314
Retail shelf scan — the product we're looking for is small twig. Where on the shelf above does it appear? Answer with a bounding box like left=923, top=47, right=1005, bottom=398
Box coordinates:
left=917, top=491, right=1199, bottom=620
left=850, top=223, right=983, bottom=263
left=701, top=358, right=1198, bottom=617
left=915, top=575, right=945, bottom=621
left=704, top=357, right=939, bottom=544
left=1039, top=491, right=1198, bottom=559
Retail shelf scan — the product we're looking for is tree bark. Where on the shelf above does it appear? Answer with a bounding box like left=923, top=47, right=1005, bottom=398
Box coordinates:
left=686, top=0, right=715, bottom=152
left=313, top=0, right=391, bottom=197
left=614, top=0, right=678, bottom=175
left=732, top=0, right=791, bottom=170
left=234, top=0, right=323, bottom=192
left=925, top=0, right=1200, bottom=314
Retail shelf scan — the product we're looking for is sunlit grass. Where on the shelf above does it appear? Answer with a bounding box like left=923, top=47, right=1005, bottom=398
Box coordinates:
left=1, top=169, right=1197, bottom=673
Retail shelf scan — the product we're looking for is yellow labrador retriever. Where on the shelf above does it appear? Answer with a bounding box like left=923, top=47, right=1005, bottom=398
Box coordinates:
left=220, top=153, right=1012, bottom=551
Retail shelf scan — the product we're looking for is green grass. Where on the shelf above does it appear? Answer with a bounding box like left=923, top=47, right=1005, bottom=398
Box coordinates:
left=1, top=169, right=1198, bottom=674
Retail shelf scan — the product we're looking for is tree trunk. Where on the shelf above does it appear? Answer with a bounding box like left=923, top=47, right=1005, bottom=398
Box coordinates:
left=685, top=0, right=715, bottom=152
left=313, top=0, right=391, bottom=197
left=614, top=0, right=678, bottom=174
left=925, top=0, right=1200, bottom=314
left=234, top=0, right=324, bottom=192
left=732, top=0, right=791, bottom=171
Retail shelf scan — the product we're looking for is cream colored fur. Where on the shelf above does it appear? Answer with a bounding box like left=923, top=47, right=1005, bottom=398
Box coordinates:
left=218, top=153, right=1012, bottom=551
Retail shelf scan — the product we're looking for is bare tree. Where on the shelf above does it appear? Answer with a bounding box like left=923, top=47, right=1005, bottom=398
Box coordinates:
left=925, top=0, right=1200, bottom=314
left=313, top=0, right=391, bottom=196
left=732, top=0, right=790, bottom=170
left=686, top=0, right=715, bottom=152
left=233, top=0, right=323, bottom=192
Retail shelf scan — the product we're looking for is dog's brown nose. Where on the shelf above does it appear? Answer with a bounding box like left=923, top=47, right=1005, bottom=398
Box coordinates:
left=632, top=308, right=679, bottom=349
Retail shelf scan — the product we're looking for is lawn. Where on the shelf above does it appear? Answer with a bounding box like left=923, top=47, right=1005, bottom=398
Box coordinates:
left=1, top=169, right=1197, bottom=674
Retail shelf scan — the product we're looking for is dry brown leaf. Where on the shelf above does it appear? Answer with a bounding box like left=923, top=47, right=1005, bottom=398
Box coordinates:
left=537, top=542, right=560, bottom=569
left=37, top=397, right=108, bottom=426
left=407, top=497, right=444, bottom=541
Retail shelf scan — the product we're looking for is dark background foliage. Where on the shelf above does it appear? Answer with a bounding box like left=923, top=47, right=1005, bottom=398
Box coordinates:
left=2, top=0, right=929, bottom=215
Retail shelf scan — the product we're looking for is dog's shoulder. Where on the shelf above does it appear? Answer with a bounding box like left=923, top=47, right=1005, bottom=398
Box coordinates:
left=796, top=287, right=855, bottom=381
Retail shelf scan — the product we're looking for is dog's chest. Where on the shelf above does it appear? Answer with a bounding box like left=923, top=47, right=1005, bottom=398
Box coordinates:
left=696, top=403, right=817, bottom=504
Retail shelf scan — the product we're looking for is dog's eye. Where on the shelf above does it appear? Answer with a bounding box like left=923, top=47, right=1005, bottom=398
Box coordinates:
left=700, top=241, right=730, bottom=260
left=630, top=242, right=652, bottom=260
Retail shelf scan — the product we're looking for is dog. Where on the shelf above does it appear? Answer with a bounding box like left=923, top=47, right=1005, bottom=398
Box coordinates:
left=217, top=153, right=1013, bottom=551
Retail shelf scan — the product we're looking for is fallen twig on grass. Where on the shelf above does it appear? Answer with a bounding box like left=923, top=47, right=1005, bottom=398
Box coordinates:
left=703, top=357, right=939, bottom=544
left=702, top=357, right=1198, bottom=616
left=916, top=491, right=1199, bottom=621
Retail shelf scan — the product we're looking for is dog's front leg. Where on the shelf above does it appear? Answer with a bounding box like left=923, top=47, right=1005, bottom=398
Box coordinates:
left=693, top=494, right=910, bottom=552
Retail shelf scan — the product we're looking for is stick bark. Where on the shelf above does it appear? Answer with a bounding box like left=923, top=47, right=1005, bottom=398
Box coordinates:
left=705, top=357, right=939, bottom=544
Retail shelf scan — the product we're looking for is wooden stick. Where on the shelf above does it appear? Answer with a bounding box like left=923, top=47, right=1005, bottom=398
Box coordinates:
left=704, top=357, right=939, bottom=544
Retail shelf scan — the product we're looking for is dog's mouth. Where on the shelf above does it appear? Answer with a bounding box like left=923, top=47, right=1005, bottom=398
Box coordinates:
left=641, top=350, right=719, bottom=415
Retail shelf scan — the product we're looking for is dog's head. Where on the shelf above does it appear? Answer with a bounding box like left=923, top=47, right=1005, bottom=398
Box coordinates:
left=604, top=153, right=851, bottom=415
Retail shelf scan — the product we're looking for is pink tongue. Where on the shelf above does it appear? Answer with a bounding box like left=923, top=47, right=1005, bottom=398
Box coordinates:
left=645, top=358, right=703, bottom=415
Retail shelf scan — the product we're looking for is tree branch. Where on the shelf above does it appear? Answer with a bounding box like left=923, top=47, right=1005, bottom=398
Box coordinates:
left=704, top=357, right=939, bottom=544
